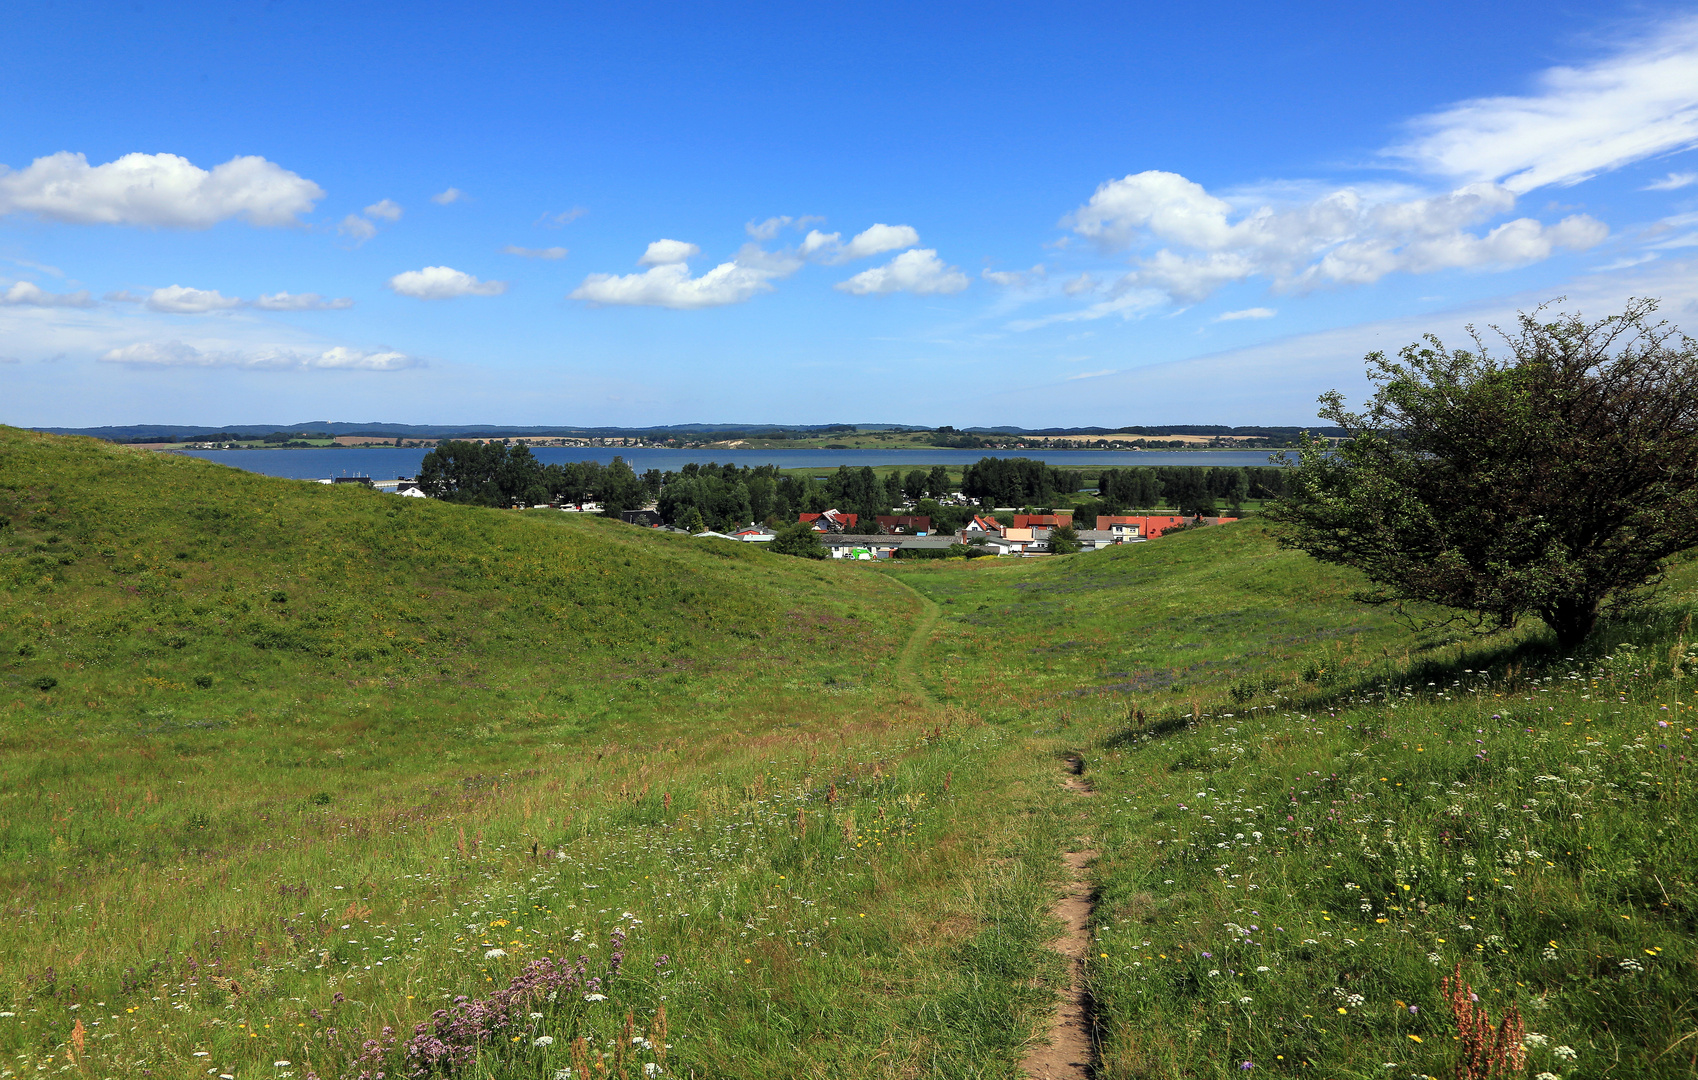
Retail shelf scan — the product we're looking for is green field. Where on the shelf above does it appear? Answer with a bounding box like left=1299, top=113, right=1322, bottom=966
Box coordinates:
left=2, top=427, right=1695, bottom=1079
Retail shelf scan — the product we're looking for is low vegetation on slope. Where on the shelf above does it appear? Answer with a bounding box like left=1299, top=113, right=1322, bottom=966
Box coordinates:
left=891, top=529, right=1698, bottom=1079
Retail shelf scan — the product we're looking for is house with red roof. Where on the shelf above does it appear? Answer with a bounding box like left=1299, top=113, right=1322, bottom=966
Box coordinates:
left=800, top=509, right=858, bottom=532
left=875, top=514, right=931, bottom=535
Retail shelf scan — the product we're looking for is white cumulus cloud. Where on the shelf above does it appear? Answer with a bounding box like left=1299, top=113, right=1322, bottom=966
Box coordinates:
left=1, top=281, right=95, bottom=308
left=0, top=151, right=322, bottom=228
left=838, top=223, right=920, bottom=261
left=432, top=187, right=466, bottom=205
left=1064, top=170, right=1605, bottom=304
left=571, top=248, right=785, bottom=310
left=387, top=266, right=507, bottom=300
left=797, top=223, right=923, bottom=263
left=835, top=249, right=968, bottom=296
left=502, top=245, right=568, bottom=259
left=1214, top=307, right=1277, bottom=321
left=638, top=239, right=702, bottom=266
left=100, top=341, right=416, bottom=370
left=364, top=199, right=403, bottom=221
left=253, top=292, right=355, bottom=311
left=1387, top=15, right=1698, bottom=192
left=145, top=285, right=243, bottom=314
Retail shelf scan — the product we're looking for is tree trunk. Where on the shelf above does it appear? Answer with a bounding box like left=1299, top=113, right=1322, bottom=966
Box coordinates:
left=1543, top=598, right=1600, bottom=651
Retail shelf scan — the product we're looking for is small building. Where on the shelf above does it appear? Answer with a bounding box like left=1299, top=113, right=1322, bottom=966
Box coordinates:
left=875, top=514, right=931, bottom=535
left=621, top=509, right=664, bottom=527
left=802, top=509, right=858, bottom=532
left=1013, top=512, right=1072, bottom=529
left=800, top=509, right=859, bottom=532
left=730, top=526, right=776, bottom=543
left=820, top=533, right=904, bottom=560
left=1074, top=529, right=1121, bottom=551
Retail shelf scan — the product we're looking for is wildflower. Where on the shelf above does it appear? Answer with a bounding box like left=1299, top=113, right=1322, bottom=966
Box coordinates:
left=1239, top=996, right=1253, bottom=1004
left=644, top=1066, right=662, bottom=1077
left=1256, top=966, right=1270, bottom=972
left=1240, top=1062, right=1254, bottom=1070
left=584, top=993, right=607, bottom=1002
left=1553, top=1046, right=1577, bottom=1061
left=485, top=948, right=507, bottom=959
left=534, top=1035, right=555, bottom=1047
left=1523, top=1033, right=1548, bottom=1048
left=275, top=1061, right=292, bottom=1068
left=1408, top=1035, right=1422, bottom=1043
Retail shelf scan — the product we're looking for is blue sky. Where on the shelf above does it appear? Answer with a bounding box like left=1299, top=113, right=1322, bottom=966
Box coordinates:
left=6, top=1, right=1698, bottom=427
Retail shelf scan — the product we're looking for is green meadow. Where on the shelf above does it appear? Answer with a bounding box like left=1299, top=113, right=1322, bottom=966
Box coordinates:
left=2, top=427, right=1695, bottom=1079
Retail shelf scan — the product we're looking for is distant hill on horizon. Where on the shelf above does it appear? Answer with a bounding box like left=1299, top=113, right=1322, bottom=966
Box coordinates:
left=33, top=421, right=1343, bottom=441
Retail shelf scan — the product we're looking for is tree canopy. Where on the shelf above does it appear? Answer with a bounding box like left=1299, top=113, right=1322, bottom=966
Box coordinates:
left=1266, top=300, right=1698, bottom=649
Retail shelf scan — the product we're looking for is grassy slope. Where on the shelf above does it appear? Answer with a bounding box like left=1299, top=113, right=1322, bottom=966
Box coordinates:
left=8, top=427, right=1696, bottom=1079
left=889, top=528, right=1698, bottom=1080
left=0, top=429, right=1070, bottom=1080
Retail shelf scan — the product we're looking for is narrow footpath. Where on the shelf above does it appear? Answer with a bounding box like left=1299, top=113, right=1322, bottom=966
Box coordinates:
left=1022, top=754, right=1099, bottom=1080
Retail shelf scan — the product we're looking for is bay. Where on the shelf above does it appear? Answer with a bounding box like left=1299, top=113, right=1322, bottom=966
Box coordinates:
left=171, top=445, right=1285, bottom=481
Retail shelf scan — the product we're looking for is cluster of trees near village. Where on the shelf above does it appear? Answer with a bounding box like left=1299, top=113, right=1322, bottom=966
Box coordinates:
left=416, top=444, right=959, bottom=531
left=417, top=437, right=1296, bottom=531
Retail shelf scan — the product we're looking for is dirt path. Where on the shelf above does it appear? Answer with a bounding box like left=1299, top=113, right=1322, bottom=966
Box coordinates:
left=1022, top=754, right=1098, bottom=1080
left=886, top=575, right=941, bottom=704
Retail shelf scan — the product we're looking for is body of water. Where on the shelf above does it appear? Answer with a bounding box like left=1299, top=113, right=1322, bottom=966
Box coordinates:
left=172, top=445, right=1286, bottom=481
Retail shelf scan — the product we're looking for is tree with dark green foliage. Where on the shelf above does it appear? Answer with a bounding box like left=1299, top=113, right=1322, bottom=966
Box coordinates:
left=1048, top=523, right=1081, bottom=554
left=596, top=456, right=646, bottom=517
left=1267, top=299, right=1698, bottom=649
left=926, top=465, right=952, bottom=499
left=882, top=470, right=903, bottom=506
left=419, top=440, right=544, bottom=505
left=902, top=469, right=930, bottom=501
left=959, top=457, right=1079, bottom=506
left=768, top=521, right=827, bottom=559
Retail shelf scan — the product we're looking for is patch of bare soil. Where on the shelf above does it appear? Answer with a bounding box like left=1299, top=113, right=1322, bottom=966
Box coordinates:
left=1022, top=756, right=1098, bottom=1080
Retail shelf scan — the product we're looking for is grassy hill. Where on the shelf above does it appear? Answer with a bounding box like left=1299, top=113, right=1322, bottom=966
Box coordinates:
left=0, top=428, right=1073, bottom=1080
left=4, top=427, right=1695, bottom=1079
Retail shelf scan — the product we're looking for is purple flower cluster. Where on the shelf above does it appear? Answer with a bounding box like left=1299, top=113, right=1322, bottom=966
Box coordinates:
left=404, top=954, right=597, bottom=1076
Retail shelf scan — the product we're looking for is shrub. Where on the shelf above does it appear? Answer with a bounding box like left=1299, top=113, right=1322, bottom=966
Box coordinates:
left=31, top=675, right=57, bottom=691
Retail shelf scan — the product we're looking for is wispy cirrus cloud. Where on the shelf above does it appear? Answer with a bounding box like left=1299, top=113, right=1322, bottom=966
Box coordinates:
left=105, top=285, right=352, bottom=312
left=100, top=341, right=416, bottom=370
left=253, top=292, right=355, bottom=311
left=1645, top=171, right=1698, bottom=190
left=502, top=245, right=567, bottom=260
left=1387, top=16, right=1698, bottom=192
